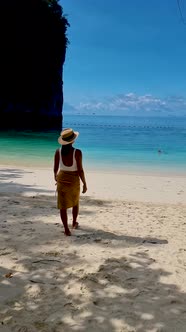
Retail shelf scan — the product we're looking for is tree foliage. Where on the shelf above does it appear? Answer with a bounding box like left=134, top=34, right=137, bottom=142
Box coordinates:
left=0, top=0, right=69, bottom=129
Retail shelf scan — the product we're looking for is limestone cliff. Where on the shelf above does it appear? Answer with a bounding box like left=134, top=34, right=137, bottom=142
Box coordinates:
left=0, top=0, right=69, bottom=130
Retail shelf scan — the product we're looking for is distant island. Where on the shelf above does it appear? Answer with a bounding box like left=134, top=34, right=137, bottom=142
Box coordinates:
left=0, top=0, right=69, bottom=131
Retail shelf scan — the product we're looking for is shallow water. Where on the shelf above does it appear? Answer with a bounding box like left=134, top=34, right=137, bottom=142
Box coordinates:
left=1, top=114, right=186, bottom=174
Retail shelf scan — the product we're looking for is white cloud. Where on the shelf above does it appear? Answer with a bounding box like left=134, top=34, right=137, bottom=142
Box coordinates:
left=64, top=93, right=186, bottom=116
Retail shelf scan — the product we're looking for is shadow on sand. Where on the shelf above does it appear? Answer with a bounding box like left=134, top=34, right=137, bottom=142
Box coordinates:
left=0, top=168, right=186, bottom=331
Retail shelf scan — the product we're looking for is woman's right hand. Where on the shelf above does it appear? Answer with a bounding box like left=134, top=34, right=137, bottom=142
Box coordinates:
left=82, top=184, right=87, bottom=193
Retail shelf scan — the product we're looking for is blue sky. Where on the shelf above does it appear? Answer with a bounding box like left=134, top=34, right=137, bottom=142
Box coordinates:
left=60, top=0, right=186, bottom=115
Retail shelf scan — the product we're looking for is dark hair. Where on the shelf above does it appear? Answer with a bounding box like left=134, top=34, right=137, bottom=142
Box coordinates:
left=61, top=144, right=72, bottom=155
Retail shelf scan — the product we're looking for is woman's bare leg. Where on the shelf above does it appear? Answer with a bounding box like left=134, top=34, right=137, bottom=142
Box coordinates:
left=72, top=204, right=79, bottom=228
left=60, top=209, right=71, bottom=235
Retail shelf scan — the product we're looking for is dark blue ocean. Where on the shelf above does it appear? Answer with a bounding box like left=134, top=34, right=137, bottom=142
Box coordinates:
left=1, top=114, right=186, bottom=174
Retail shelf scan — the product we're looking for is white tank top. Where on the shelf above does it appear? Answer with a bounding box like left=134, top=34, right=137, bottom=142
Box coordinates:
left=59, top=148, right=78, bottom=171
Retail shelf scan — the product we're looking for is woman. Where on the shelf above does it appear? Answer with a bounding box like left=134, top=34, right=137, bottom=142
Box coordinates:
left=54, top=128, right=87, bottom=236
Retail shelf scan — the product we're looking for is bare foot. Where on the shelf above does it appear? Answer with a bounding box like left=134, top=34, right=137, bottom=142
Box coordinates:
left=64, top=229, right=71, bottom=236
left=72, top=222, right=79, bottom=229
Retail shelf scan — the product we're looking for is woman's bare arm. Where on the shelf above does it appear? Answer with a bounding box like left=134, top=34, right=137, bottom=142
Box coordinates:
left=53, top=149, right=59, bottom=181
left=75, top=149, right=87, bottom=193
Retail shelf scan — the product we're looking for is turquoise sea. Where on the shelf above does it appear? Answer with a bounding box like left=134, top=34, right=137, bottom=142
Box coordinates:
left=1, top=114, right=186, bottom=174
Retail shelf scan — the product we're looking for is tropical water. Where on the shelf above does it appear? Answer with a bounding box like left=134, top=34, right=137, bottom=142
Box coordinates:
left=1, top=114, right=186, bottom=174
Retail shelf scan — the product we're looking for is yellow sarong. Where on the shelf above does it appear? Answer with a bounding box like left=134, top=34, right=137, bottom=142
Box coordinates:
left=56, top=170, right=80, bottom=209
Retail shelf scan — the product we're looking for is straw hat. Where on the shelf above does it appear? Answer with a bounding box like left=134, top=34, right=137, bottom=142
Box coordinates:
left=58, top=128, right=79, bottom=145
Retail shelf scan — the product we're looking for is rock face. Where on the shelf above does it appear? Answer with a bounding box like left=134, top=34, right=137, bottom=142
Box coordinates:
left=0, top=0, right=69, bottom=131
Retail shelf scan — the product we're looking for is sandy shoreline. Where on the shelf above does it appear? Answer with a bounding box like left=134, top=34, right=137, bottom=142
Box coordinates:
left=1, top=165, right=186, bottom=204
left=0, top=165, right=186, bottom=331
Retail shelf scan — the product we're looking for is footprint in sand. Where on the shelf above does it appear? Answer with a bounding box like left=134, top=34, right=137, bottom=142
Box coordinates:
left=177, top=190, right=184, bottom=195
left=2, top=230, right=9, bottom=234
left=94, top=238, right=102, bottom=242
left=28, top=228, right=35, bottom=232
left=179, top=248, right=186, bottom=252
left=0, top=251, right=13, bottom=256
left=44, top=251, right=62, bottom=257
left=13, top=326, right=30, bottom=332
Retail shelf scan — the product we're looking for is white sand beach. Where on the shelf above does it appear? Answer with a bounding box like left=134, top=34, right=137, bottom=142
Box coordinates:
left=1, top=165, right=186, bottom=332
